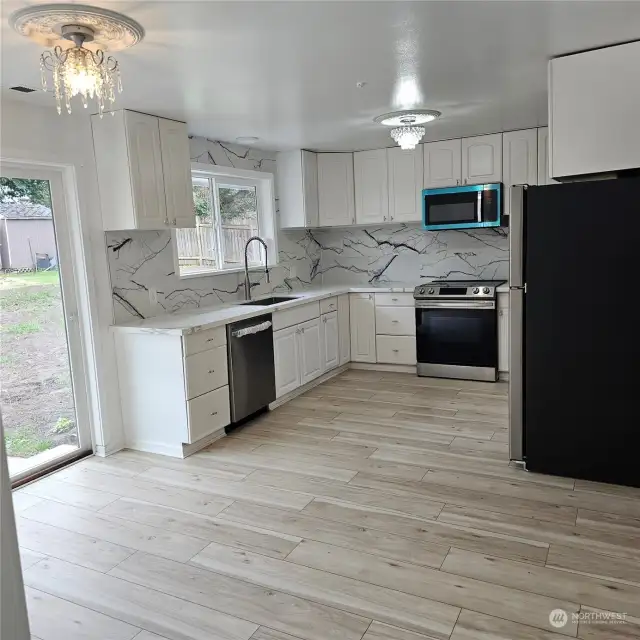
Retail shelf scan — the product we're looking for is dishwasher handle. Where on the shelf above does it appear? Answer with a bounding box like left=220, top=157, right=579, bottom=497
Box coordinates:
left=231, top=320, right=272, bottom=338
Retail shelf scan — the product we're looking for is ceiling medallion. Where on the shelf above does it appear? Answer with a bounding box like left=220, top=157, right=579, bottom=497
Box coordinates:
left=374, top=109, right=441, bottom=150
left=10, top=4, right=144, bottom=116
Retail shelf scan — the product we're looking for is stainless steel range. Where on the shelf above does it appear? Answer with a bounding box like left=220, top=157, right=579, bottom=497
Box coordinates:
left=413, top=280, right=505, bottom=382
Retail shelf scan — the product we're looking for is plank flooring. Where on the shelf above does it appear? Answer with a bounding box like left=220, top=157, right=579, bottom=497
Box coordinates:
left=12, top=370, right=640, bottom=640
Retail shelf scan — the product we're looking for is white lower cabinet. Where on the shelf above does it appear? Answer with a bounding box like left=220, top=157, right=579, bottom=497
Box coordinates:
left=498, top=293, right=510, bottom=374
left=273, top=325, right=300, bottom=397
left=376, top=335, right=417, bottom=365
left=349, top=293, right=376, bottom=363
left=299, top=318, right=323, bottom=385
left=338, top=294, right=350, bottom=365
left=320, top=311, right=339, bottom=372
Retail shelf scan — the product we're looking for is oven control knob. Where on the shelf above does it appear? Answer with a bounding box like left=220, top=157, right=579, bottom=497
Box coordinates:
left=427, top=288, right=435, bottom=294
left=419, top=288, right=425, bottom=294
left=482, top=287, right=490, bottom=294
left=472, top=287, right=479, bottom=294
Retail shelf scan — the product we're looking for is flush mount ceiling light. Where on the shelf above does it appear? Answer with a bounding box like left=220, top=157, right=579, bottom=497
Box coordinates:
left=10, top=4, right=144, bottom=116
left=374, top=109, right=441, bottom=150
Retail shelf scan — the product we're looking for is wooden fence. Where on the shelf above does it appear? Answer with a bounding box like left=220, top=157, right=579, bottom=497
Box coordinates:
left=176, top=221, right=260, bottom=267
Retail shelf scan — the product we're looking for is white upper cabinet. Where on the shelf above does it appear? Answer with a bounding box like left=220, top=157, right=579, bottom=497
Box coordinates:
left=536, top=127, right=558, bottom=186
left=423, top=139, right=462, bottom=188
left=502, top=129, right=538, bottom=216
left=159, top=118, right=196, bottom=228
left=92, top=110, right=195, bottom=231
left=387, top=146, right=424, bottom=223
left=277, top=150, right=319, bottom=229
left=549, top=41, right=640, bottom=177
left=354, top=149, right=389, bottom=224
left=462, top=133, right=503, bottom=184
left=317, top=153, right=355, bottom=227
left=320, top=311, right=339, bottom=372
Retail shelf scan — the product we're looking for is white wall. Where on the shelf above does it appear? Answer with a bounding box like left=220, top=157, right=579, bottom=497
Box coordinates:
left=0, top=99, right=124, bottom=455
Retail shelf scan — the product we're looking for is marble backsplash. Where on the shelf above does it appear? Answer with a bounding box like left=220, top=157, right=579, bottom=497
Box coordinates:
left=107, top=137, right=509, bottom=323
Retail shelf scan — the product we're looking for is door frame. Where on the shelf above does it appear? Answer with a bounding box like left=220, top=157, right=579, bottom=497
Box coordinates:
left=1, top=161, right=94, bottom=484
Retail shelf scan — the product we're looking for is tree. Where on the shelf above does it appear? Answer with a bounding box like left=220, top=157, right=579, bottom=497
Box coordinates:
left=192, top=184, right=212, bottom=219
left=218, top=186, right=256, bottom=222
left=0, top=178, right=52, bottom=207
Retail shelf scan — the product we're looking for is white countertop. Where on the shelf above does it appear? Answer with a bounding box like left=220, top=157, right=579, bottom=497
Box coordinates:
left=112, top=281, right=509, bottom=336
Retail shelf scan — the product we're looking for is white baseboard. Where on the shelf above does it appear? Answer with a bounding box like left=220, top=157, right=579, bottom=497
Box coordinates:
left=499, top=371, right=509, bottom=382
left=269, top=364, right=349, bottom=409
left=350, top=362, right=416, bottom=374
left=181, top=428, right=226, bottom=457
left=125, top=427, right=226, bottom=459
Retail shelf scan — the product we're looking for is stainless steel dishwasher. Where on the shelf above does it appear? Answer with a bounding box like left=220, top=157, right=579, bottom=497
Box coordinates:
left=226, top=314, right=276, bottom=426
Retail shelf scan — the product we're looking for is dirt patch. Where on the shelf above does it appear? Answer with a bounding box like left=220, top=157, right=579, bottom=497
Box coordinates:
left=1, top=271, right=77, bottom=457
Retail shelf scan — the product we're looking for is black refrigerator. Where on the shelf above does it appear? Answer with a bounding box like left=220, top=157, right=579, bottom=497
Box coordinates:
left=509, top=179, right=639, bottom=488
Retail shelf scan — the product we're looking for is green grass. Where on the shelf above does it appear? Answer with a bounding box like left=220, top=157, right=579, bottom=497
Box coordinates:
left=1, top=288, right=56, bottom=312
left=0, top=270, right=60, bottom=290
left=52, top=416, right=75, bottom=434
left=5, top=426, right=53, bottom=458
left=1, top=321, right=41, bottom=335
left=0, top=354, right=16, bottom=366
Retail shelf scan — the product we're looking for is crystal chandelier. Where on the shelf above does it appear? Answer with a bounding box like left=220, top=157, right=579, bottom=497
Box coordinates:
left=40, top=25, right=121, bottom=116
left=374, top=109, right=441, bottom=150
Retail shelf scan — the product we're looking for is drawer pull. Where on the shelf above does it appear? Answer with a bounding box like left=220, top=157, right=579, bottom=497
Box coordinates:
left=211, top=411, right=218, bottom=416
left=206, top=337, right=216, bottom=342
left=208, top=369, right=215, bottom=374
left=392, top=320, right=399, bottom=323
left=393, top=349, right=399, bottom=352
left=392, top=298, right=398, bottom=301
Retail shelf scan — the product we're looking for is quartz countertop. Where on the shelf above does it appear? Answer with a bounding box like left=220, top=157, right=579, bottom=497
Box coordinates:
left=112, top=281, right=509, bottom=336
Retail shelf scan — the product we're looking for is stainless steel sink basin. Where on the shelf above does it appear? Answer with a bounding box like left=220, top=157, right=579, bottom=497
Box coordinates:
left=239, top=296, right=298, bottom=306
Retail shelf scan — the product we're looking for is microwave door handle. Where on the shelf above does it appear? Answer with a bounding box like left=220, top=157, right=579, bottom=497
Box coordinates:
left=477, top=190, right=482, bottom=223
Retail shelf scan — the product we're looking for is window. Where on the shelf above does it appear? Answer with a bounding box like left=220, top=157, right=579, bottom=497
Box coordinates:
left=175, top=167, right=276, bottom=277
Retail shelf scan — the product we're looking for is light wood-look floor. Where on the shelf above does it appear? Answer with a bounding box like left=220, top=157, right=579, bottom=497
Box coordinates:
left=13, top=370, right=640, bottom=640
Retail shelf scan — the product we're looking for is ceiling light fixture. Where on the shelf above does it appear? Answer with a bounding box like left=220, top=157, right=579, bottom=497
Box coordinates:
left=374, top=109, right=441, bottom=150
left=10, top=4, right=144, bottom=117
left=236, top=136, right=260, bottom=145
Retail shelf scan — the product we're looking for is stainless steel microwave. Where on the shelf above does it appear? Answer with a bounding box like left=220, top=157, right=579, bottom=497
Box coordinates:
left=422, top=183, right=504, bottom=231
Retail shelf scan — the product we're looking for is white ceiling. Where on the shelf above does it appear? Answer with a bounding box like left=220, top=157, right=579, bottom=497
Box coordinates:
left=2, top=1, right=640, bottom=151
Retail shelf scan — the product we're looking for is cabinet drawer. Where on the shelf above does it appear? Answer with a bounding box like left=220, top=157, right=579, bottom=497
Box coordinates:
left=185, top=345, right=228, bottom=400
left=184, top=326, right=226, bottom=357
left=375, top=306, right=415, bottom=336
left=376, top=335, right=417, bottom=365
left=320, top=296, right=338, bottom=315
left=375, top=292, right=414, bottom=307
left=187, top=385, right=230, bottom=443
left=273, top=301, right=320, bottom=331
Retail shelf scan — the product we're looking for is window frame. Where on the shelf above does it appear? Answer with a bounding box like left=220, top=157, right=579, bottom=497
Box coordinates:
left=173, top=163, right=278, bottom=279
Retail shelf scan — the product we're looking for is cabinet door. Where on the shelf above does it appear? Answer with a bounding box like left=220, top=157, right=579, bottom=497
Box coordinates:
left=298, top=318, right=323, bottom=385
left=502, top=129, right=538, bottom=216
left=498, top=306, right=510, bottom=373
left=321, top=311, right=339, bottom=372
left=159, top=118, right=195, bottom=228
left=273, top=326, right=300, bottom=398
left=349, top=294, right=376, bottom=363
left=338, top=294, right=350, bottom=365
left=354, top=149, right=389, bottom=224
left=124, top=111, right=168, bottom=229
left=318, top=153, right=355, bottom=226
left=462, top=133, right=503, bottom=184
left=537, top=128, right=559, bottom=186
left=423, top=139, right=462, bottom=188
left=387, top=146, right=423, bottom=223
left=277, top=150, right=319, bottom=229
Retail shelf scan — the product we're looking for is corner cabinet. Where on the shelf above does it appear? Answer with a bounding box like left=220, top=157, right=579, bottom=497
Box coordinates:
left=317, top=153, right=355, bottom=227
left=354, top=149, right=389, bottom=224
left=277, top=150, right=319, bottom=229
left=349, top=293, right=376, bottom=363
left=92, top=109, right=195, bottom=231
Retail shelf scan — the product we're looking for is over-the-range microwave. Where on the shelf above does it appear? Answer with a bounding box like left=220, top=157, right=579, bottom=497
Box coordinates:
left=422, top=183, right=506, bottom=231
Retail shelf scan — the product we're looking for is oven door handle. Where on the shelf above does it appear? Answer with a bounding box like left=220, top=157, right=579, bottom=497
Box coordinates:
left=415, top=300, right=496, bottom=310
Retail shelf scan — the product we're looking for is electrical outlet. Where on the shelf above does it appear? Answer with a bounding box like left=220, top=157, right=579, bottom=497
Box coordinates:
left=149, top=287, right=158, bottom=307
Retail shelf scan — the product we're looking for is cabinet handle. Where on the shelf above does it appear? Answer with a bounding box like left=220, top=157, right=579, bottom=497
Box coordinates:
left=392, top=297, right=398, bottom=301
left=393, top=349, right=399, bottom=352
left=383, top=216, right=387, bottom=221
left=172, top=218, right=177, bottom=226
left=392, top=320, right=399, bottom=323
left=208, top=369, right=215, bottom=374
left=164, top=217, right=170, bottom=225
left=464, top=178, right=468, bottom=185
left=206, top=338, right=215, bottom=342
left=301, top=327, right=305, bottom=333
left=368, top=294, right=373, bottom=300
left=352, top=217, right=355, bottom=224
left=211, top=411, right=218, bottom=416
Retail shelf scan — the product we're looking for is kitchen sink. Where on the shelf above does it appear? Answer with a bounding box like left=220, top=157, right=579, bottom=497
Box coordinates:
left=239, top=296, right=298, bottom=306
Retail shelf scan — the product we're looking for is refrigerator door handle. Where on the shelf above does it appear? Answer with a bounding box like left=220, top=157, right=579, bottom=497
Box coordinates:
left=509, top=185, right=525, bottom=288
left=509, top=287, right=524, bottom=462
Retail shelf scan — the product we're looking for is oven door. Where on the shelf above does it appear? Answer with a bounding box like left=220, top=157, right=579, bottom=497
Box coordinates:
left=422, top=184, right=501, bottom=231
left=415, top=300, right=498, bottom=381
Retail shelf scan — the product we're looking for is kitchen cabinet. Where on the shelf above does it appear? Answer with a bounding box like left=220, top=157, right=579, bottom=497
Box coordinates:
left=498, top=293, right=510, bottom=375
left=317, top=153, right=355, bottom=227
left=277, top=150, right=319, bottom=229
left=273, top=325, right=300, bottom=398
left=298, top=318, right=323, bottom=386
left=502, top=129, right=538, bottom=216
left=423, top=139, right=462, bottom=188
left=354, top=149, right=389, bottom=224
left=462, top=133, right=503, bottom=184
left=320, top=311, right=339, bottom=372
left=349, top=293, right=376, bottom=363
left=92, top=110, right=195, bottom=231
left=387, top=146, right=423, bottom=222
left=374, top=293, right=416, bottom=365
left=536, top=127, right=558, bottom=186
left=338, top=294, right=350, bottom=365
left=549, top=41, right=640, bottom=177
